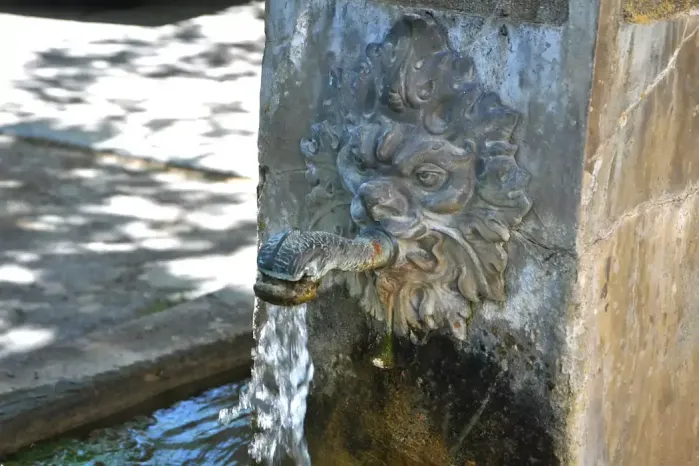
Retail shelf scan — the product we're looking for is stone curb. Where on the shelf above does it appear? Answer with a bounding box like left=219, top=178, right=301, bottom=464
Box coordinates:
left=0, top=286, right=254, bottom=457
left=0, top=133, right=250, bottom=182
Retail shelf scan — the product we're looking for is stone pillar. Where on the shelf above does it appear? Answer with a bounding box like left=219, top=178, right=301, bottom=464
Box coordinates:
left=569, top=1, right=699, bottom=465
left=255, top=0, right=699, bottom=463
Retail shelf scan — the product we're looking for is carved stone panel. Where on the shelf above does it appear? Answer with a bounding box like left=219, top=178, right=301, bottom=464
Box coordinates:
left=301, top=14, right=533, bottom=342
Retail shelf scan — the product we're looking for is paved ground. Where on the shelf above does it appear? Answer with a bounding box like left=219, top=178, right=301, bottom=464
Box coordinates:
left=0, top=134, right=257, bottom=356
left=0, top=134, right=258, bottom=455
left=0, top=2, right=262, bottom=452
left=0, top=0, right=264, bottom=179
left=0, top=0, right=261, bottom=359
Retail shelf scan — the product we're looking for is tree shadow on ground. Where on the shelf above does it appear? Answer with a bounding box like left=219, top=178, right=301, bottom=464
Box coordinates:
left=0, top=0, right=264, bottom=178
left=0, top=0, right=264, bottom=27
left=0, top=135, right=258, bottom=358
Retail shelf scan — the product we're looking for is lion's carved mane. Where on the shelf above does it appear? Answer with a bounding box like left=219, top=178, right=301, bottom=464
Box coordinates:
left=300, top=14, right=532, bottom=342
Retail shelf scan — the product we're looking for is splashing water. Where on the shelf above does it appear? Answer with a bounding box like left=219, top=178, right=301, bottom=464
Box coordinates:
left=219, top=304, right=314, bottom=465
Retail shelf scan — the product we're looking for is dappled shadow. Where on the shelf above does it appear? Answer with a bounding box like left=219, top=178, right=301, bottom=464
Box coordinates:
left=0, top=0, right=264, bottom=27
left=0, top=0, right=264, bottom=178
left=0, top=2, right=262, bottom=450
left=0, top=136, right=258, bottom=358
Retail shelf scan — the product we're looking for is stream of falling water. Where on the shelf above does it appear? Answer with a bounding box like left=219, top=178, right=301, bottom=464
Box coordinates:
left=219, top=304, right=314, bottom=465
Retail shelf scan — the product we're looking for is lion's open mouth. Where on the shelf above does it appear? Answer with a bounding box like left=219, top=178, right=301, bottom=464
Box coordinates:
left=361, top=216, right=426, bottom=241
left=351, top=197, right=426, bottom=240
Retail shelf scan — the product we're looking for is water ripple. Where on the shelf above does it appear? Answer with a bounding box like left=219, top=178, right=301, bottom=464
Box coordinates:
left=8, top=381, right=253, bottom=466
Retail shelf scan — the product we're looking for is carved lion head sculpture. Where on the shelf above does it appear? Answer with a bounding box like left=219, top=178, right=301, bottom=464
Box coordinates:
left=301, top=14, right=532, bottom=342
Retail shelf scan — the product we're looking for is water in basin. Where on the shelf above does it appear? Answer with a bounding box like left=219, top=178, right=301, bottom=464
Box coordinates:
left=6, top=381, right=253, bottom=466
left=8, top=304, right=314, bottom=465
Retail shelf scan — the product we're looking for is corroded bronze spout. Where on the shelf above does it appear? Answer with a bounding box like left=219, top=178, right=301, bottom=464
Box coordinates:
left=253, top=275, right=320, bottom=307
left=253, top=228, right=398, bottom=306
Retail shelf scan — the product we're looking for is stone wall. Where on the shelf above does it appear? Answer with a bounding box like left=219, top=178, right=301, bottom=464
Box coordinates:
left=570, top=3, right=699, bottom=464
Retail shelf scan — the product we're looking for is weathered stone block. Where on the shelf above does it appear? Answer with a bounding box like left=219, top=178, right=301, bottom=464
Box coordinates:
left=570, top=2, right=699, bottom=464
left=380, top=0, right=570, bottom=25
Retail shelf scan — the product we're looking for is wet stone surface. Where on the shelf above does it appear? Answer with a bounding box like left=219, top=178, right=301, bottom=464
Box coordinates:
left=303, top=294, right=560, bottom=466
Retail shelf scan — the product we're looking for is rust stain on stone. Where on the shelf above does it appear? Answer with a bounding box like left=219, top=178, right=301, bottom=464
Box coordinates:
left=370, top=240, right=383, bottom=266
left=372, top=240, right=383, bottom=256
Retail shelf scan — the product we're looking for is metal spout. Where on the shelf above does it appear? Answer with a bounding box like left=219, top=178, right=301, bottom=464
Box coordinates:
left=253, top=274, right=320, bottom=307
left=253, top=228, right=398, bottom=306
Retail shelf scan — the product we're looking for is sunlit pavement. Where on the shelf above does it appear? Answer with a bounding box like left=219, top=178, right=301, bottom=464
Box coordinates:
left=0, top=1, right=262, bottom=360
left=0, top=0, right=264, bottom=179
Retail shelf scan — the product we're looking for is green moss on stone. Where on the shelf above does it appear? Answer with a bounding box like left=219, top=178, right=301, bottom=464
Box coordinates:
left=371, top=332, right=395, bottom=369
left=623, top=0, right=699, bottom=23
left=309, top=365, right=451, bottom=466
left=137, top=293, right=189, bottom=315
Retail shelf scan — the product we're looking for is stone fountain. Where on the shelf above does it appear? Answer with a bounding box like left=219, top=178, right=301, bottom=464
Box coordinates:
left=254, top=1, right=699, bottom=464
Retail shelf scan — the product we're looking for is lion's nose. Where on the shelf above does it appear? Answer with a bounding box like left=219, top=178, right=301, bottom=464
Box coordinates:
left=357, top=179, right=408, bottom=221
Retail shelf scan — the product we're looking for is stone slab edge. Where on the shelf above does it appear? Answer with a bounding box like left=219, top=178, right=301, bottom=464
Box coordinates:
left=0, top=286, right=254, bottom=457
left=0, top=131, right=252, bottom=181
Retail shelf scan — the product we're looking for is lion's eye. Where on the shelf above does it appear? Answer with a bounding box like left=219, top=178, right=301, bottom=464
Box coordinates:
left=414, top=166, right=446, bottom=189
